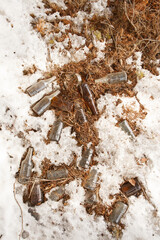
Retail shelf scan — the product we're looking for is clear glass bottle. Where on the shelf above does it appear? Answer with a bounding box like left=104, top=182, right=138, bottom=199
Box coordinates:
left=85, top=190, right=97, bottom=205
left=32, top=90, right=60, bottom=116
left=49, top=186, right=65, bottom=201
left=48, top=119, right=64, bottom=142
left=95, top=71, right=127, bottom=84
left=46, top=168, right=68, bottom=180
left=18, top=147, right=34, bottom=184
left=109, top=201, right=128, bottom=224
left=26, top=76, right=56, bottom=97
left=119, top=120, right=135, bottom=138
left=84, top=168, right=98, bottom=190
left=79, top=148, right=93, bottom=169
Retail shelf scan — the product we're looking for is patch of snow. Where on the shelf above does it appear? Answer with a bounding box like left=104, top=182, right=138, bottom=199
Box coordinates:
left=1, top=0, right=160, bottom=240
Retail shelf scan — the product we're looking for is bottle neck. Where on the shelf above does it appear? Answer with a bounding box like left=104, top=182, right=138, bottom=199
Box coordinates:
left=44, top=76, right=56, bottom=84
left=48, top=90, right=60, bottom=100
left=25, top=147, right=33, bottom=163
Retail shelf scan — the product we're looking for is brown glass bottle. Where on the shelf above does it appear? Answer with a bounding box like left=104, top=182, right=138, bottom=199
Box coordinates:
left=120, top=178, right=142, bottom=197
left=75, top=101, right=87, bottom=124
left=80, top=83, right=98, bottom=115
left=30, top=182, right=44, bottom=207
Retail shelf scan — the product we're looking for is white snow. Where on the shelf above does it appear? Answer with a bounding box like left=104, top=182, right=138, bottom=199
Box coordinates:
left=0, top=0, right=160, bottom=240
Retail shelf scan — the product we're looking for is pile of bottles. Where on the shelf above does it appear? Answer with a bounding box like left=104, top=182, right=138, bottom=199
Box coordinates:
left=17, top=71, right=142, bottom=232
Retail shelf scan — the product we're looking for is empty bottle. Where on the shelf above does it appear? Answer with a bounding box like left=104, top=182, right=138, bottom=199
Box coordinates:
left=84, top=168, right=98, bottom=190
left=30, top=182, right=44, bottom=207
left=119, top=120, right=135, bottom=138
left=48, top=119, right=63, bottom=142
left=18, top=147, right=34, bottom=184
left=49, top=186, right=65, bottom=201
left=80, top=83, right=98, bottom=115
left=79, top=148, right=93, bottom=169
left=85, top=191, right=97, bottom=205
left=75, top=102, right=87, bottom=124
left=47, top=168, right=68, bottom=180
left=95, top=71, right=127, bottom=84
left=120, top=178, right=141, bottom=197
left=32, top=90, right=60, bottom=116
left=109, top=201, right=128, bottom=224
left=26, top=76, right=56, bottom=97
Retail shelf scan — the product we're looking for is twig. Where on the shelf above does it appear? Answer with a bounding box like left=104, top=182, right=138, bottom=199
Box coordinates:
left=124, top=1, right=139, bottom=36
left=28, top=181, right=36, bottom=198
left=13, top=181, right=23, bottom=240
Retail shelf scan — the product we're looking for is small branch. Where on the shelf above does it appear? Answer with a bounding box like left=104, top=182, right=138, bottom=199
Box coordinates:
left=13, top=181, right=23, bottom=240
left=124, top=1, right=139, bottom=36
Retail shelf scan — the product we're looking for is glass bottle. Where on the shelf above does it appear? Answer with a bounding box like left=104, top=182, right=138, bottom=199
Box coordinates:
left=79, top=148, right=93, bottom=169
left=18, top=147, right=34, bottom=184
left=30, top=182, right=44, bottom=207
left=49, top=186, right=65, bottom=201
left=48, top=119, right=64, bottom=142
left=85, top=190, right=97, bottom=205
left=80, top=83, right=98, bottom=115
left=120, top=178, right=141, bottom=197
left=46, top=168, right=68, bottom=180
left=26, top=76, right=56, bottom=97
left=109, top=201, right=128, bottom=224
left=95, top=71, right=127, bottom=84
left=32, top=90, right=60, bottom=116
left=75, top=101, right=87, bottom=124
left=119, top=120, right=135, bottom=138
left=84, top=168, right=98, bottom=190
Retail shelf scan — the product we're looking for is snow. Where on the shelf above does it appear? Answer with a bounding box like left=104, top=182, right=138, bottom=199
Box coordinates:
left=0, top=0, right=160, bottom=240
